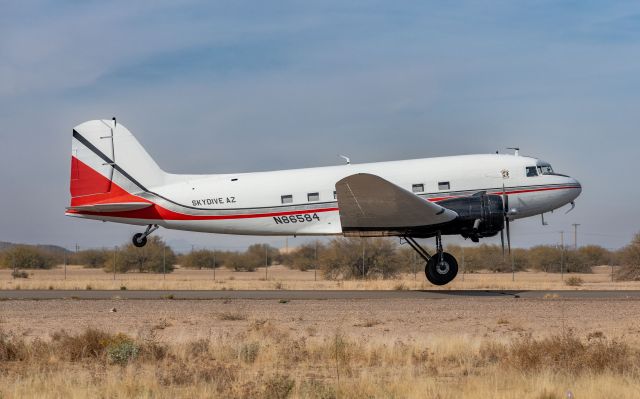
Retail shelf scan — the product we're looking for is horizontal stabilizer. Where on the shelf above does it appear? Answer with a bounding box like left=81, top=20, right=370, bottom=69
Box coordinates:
left=336, top=173, right=457, bottom=235
left=66, top=202, right=152, bottom=213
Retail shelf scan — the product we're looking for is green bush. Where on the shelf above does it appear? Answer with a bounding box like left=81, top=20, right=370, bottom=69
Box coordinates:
left=0, top=245, right=57, bottom=269
left=107, top=340, right=140, bottom=365
left=615, top=233, right=640, bottom=280
left=320, top=237, right=401, bottom=279
left=281, top=242, right=323, bottom=271
left=181, top=249, right=222, bottom=269
left=77, top=249, right=110, bottom=268
left=106, top=236, right=176, bottom=273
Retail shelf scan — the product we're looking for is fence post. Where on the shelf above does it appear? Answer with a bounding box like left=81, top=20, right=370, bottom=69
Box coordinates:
left=362, top=239, right=365, bottom=279
left=265, top=245, right=268, bottom=280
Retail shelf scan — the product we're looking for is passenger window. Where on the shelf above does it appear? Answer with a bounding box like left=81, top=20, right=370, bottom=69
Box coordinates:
left=412, top=184, right=424, bottom=193
left=281, top=195, right=293, bottom=204
left=438, top=181, right=450, bottom=191
left=307, top=192, right=319, bottom=202
left=526, top=166, right=538, bottom=177
left=333, top=191, right=337, bottom=200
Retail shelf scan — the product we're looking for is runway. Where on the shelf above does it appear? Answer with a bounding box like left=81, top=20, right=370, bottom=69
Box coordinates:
left=2, top=289, right=640, bottom=300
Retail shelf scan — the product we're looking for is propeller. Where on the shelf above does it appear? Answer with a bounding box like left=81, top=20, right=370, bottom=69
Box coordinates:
left=501, top=183, right=511, bottom=259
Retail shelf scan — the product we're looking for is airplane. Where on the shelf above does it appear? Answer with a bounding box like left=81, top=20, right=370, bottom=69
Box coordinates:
left=66, top=119, right=582, bottom=285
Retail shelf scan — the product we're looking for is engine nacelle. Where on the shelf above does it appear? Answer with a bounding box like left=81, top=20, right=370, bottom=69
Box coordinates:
left=438, top=193, right=504, bottom=241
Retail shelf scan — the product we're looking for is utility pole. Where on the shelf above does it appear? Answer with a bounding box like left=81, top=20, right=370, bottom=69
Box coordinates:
left=314, top=240, right=318, bottom=282
left=560, top=231, right=565, bottom=280
left=572, top=224, right=580, bottom=250
left=213, top=249, right=216, bottom=281
left=64, top=251, right=67, bottom=281
left=163, top=245, right=166, bottom=279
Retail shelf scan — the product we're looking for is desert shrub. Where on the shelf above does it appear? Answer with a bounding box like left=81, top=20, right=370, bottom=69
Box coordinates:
left=395, top=245, right=424, bottom=274
left=77, top=249, right=110, bottom=268
left=445, top=244, right=528, bottom=272
left=263, top=374, right=295, bottom=399
left=615, top=233, right=640, bottom=280
left=282, top=242, right=323, bottom=271
left=51, top=329, right=114, bottom=361
left=11, top=270, right=29, bottom=278
left=107, top=339, right=140, bottom=365
left=0, top=245, right=57, bottom=269
left=106, top=236, right=176, bottom=273
left=224, top=244, right=278, bottom=272
left=578, top=245, right=614, bottom=267
left=0, top=331, right=29, bottom=361
left=524, top=245, right=589, bottom=273
left=320, top=237, right=401, bottom=279
left=565, top=276, right=583, bottom=286
left=181, top=249, right=222, bottom=269
left=218, top=312, right=246, bottom=321
left=503, top=331, right=630, bottom=374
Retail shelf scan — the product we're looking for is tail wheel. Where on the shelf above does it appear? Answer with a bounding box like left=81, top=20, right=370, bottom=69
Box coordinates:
left=425, top=252, right=458, bottom=286
left=132, top=233, right=147, bottom=248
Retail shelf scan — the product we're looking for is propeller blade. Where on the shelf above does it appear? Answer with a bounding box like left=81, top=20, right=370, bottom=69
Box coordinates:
left=500, top=229, right=505, bottom=259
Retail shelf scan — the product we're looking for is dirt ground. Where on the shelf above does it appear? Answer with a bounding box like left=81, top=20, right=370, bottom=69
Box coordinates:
left=3, top=296, right=640, bottom=345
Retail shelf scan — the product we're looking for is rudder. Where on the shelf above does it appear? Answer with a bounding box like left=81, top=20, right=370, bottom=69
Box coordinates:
left=70, top=119, right=165, bottom=199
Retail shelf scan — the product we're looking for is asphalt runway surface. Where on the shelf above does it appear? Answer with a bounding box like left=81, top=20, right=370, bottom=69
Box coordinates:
left=2, top=290, right=640, bottom=300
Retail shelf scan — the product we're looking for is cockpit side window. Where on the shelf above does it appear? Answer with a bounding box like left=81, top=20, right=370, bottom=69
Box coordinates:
left=526, top=166, right=538, bottom=177
left=538, top=165, right=554, bottom=175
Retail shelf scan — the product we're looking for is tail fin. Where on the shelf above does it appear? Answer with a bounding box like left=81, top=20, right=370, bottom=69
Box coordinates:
left=70, top=119, right=165, bottom=201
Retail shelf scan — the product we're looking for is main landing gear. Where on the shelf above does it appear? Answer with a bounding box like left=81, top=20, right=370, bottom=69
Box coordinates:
left=132, top=224, right=159, bottom=248
left=403, top=233, right=459, bottom=286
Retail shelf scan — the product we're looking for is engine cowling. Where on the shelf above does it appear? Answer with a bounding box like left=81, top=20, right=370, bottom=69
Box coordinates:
left=438, top=193, right=504, bottom=241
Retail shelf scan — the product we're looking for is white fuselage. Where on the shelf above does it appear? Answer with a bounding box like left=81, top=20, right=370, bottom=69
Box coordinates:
left=71, top=153, right=581, bottom=236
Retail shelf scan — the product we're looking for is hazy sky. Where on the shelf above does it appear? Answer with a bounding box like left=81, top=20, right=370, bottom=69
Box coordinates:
left=1, top=1, right=639, bottom=252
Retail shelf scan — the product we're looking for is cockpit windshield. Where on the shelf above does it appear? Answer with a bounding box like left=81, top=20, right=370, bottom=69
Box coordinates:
left=537, top=164, right=554, bottom=175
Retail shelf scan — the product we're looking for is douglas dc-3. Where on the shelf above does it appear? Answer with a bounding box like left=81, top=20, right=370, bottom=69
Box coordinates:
left=66, top=119, right=582, bottom=285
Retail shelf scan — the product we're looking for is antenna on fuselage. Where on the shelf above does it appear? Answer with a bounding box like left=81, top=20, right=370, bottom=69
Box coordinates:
left=338, top=155, right=351, bottom=165
left=506, top=147, right=520, bottom=156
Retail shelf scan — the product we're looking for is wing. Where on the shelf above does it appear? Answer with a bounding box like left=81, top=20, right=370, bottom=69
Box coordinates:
left=66, top=202, right=152, bottom=212
left=335, top=173, right=457, bottom=235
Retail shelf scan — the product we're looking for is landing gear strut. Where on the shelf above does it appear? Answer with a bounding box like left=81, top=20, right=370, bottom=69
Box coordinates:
left=132, top=224, right=159, bottom=248
left=403, top=233, right=458, bottom=286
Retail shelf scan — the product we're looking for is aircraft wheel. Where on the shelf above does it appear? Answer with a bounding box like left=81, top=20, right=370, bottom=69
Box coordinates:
left=132, top=233, right=147, bottom=248
left=425, top=252, right=458, bottom=286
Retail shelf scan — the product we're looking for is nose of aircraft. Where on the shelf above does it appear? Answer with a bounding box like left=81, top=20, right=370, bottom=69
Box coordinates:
left=567, top=176, right=582, bottom=202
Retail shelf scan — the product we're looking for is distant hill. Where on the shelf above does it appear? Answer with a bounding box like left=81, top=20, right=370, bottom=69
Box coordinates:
left=0, top=241, right=72, bottom=254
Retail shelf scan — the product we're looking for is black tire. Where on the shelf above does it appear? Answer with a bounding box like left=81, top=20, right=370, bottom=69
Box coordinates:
left=132, top=233, right=147, bottom=248
left=425, top=252, right=458, bottom=286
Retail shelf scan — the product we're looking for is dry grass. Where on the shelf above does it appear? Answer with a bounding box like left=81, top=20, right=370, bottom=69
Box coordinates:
left=1, top=324, right=639, bottom=398
left=0, top=264, right=635, bottom=291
